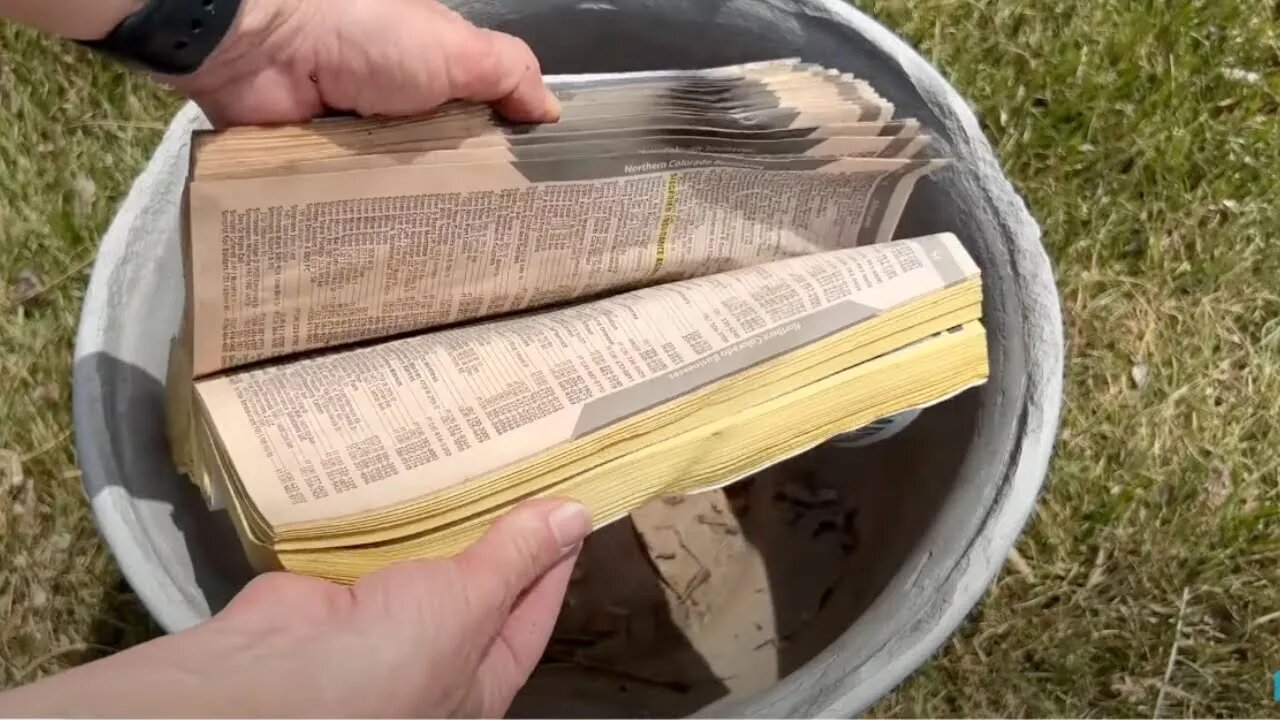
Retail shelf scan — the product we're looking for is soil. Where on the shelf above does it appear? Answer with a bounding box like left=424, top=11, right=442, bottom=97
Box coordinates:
left=509, top=449, right=866, bottom=718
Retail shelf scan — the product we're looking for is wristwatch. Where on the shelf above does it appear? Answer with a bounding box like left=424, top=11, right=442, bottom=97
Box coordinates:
left=78, top=0, right=243, bottom=75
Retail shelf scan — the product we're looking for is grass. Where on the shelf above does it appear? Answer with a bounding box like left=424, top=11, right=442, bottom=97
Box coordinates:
left=0, top=0, right=1278, bottom=715
left=0, top=24, right=179, bottom=680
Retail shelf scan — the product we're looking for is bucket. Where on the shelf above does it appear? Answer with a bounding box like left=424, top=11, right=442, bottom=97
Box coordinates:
left=72, top=0, right=1063, bottom=715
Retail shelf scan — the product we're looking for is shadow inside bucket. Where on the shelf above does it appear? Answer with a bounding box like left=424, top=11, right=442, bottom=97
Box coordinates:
left=507, top=390, right=980, bottom=718
left=77, top=353, right=256, bottom=619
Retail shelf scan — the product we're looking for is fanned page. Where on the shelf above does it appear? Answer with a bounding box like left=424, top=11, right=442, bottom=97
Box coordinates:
left=199, top=134, right=930, bottom=180
left=194, top=121, right=921, bottom=181
left=194, top=69, right=906, bottom=178
left=194, top=58, right=862, bottom=160
left=192, top=109, right=908, bottom=179
left=186, top=153, right=941, bottom=377
left=193, top=233, right=978, bottom=528
left=419, top=79, right=890, bottom=122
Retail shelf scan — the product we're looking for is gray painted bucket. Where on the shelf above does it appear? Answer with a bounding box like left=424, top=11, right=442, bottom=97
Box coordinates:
left=72, top=0, right=1064, bottom=715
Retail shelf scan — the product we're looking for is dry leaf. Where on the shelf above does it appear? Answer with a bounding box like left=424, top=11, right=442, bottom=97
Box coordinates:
left=1007, top=547, right=1035, bottom=580
left=1110, top=675, right=1149, bottom=703
left=0, top=448, right=23, bottom=490
left=32, top=383, right=61, bottom=405
left=50, top=531, right=72, bottom=552
left=1240, top=483, right=1260, bottom=514
left=1204, top=463, right=1232, bottom=512
left=73, top=173, right=97, bottom=214
left=1130, top=362, right=1149, bottom=390
left=9, top=268, right=43, bottom=307
left=1220, top=67, right=1261, bottom=84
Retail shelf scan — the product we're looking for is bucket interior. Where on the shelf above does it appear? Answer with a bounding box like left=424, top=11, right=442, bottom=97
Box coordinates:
left=507, top=406, right=982, bottom=717
left=74, top=0, right=1046, bottom=716
left=449, top=1, right=1010, bottom=715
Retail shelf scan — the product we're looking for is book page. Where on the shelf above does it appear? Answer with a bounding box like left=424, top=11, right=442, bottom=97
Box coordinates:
left=198, top=57, right=811, bottom=145
left=215, top=133, right=929, bottom=179
left=187, top=153, right=942, bottom=376
left=418, top=76, right=884, bottom=121
left=192, top=109, right=902, bottom=176
left=194, top=121, right=920, bottom=180
left=543, top=57, right=804, bottom=83
left=549, top=76, right=880, bottom=107
left=194, top=233, right=978, bottom=528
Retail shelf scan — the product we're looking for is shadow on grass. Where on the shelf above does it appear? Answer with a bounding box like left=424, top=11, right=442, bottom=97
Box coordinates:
left=88, top=577, right=163, bottom=654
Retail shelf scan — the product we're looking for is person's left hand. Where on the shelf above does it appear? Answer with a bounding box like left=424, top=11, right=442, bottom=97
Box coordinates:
left=159, top=0, right=562, bottom=128
left=0, top=499, right=592, bottom=718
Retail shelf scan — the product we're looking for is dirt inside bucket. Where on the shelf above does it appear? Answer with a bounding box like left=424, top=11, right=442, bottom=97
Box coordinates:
left=509, top=446, right=885, bottom=718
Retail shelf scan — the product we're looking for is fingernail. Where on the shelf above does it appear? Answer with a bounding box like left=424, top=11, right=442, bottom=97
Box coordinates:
left=543, top=88, right=562, bottom=122
left=549, top=502, right=592, bottom=552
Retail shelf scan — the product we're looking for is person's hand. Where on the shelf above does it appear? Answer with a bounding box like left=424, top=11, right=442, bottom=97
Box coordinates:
left=162, top=0, right=562, bottom=127
left=0, top=499, right=593, bottom=718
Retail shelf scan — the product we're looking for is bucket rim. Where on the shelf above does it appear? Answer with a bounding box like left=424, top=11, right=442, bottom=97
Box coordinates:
left=71, top=0, right=1065, bottom=714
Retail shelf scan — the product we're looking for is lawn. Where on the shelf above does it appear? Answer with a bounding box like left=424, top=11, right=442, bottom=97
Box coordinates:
left=1, top=0, right=1278, bottom=716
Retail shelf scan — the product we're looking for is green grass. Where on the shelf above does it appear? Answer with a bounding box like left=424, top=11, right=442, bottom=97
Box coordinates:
left=0, top=24, right=179, bottom=679
left=1, top=0, right=1278, bottom=715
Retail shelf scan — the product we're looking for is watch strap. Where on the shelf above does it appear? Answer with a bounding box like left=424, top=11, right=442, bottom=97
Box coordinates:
left=78, top=0, right=242, bottom=75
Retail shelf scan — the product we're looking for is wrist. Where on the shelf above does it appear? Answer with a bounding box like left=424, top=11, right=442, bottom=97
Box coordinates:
left=171, top=0, right=300, bottom=78
left=167, top=0, right=307, bottom=93
left=76, top=0, right=282, bottom=76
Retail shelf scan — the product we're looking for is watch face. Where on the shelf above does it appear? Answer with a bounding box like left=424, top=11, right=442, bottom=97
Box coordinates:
left=78, top=0, right=244, bottom=75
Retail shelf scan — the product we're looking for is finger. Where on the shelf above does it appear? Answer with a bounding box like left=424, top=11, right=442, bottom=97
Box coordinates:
left=462, top=547, right=581, bottom=717
left=441, top=25, right=560, bottom=122
left=493, top=64, right=562, bottom=124
left=453, top=499, right=592, bottom=623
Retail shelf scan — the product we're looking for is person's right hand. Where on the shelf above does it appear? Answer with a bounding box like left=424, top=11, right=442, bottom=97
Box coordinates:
left=161, top=0, right=562, bottom=128
left=0, top=499, right=593, bottom=718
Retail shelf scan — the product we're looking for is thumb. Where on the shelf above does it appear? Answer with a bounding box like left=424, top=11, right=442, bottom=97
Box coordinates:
left=438, top=21, right=562, bottom=123
left=453, top=499, right=593, bottom=620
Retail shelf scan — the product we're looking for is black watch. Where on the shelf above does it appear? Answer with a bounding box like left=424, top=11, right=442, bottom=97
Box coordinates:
left=77, top=0, right=243, bottom=75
